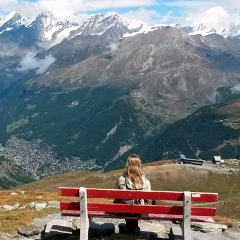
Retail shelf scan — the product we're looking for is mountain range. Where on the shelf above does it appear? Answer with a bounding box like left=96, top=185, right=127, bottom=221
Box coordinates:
left=0, top=11, right=240, bottom=183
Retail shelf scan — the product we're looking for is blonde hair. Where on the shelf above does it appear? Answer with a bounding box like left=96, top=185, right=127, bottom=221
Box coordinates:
left=125, top=154, right=143, bottom=187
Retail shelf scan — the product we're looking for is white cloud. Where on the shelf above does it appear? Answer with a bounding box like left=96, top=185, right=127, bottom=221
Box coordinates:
left=123, top=8, right=173, bottom=26
left=163, top=1, right=212, bottom=8
left=109, top=42, right=119, bottom=52
left=0, top=0, right=158, bottom=23
left=0, top=0, right=239, bottom=29
left=186, top=6, right=240, bottom=31
left=212, top=0, right=240, bottom=10
left=157, top=1, right=240, bottom=28
left=42, top=0, right=157, bottom=23
left=16, top=53, right=56, bottom=75
left=231, top=84, right=240, bottom=93
left=16, top=0, right=157, bottom=22
left=0, top=0, right=18, bottom=11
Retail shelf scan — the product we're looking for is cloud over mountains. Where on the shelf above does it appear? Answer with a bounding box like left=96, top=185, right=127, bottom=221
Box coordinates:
left=16, top=53, right=56, bottom=75
left=0, top=1, right=240, bottom=31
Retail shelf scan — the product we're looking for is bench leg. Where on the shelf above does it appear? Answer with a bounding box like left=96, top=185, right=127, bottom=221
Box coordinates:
left=80, top=187, right=89, bottom=240
left=181, top=191, right=191, bottom=240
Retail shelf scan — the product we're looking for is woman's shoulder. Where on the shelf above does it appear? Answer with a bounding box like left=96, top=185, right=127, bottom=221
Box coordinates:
left=118, top=172, right=127, bottom=178
left=142, top=174, right=150, bottom=182
left=118, top=175, right=125, bottom=181
left=142, top=175, right=151, bottom=190
left=117, top=173, right=127, bottom=182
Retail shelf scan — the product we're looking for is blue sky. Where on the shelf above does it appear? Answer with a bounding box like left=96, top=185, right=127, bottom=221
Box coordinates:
left=0, top=0, right=239, bottom=29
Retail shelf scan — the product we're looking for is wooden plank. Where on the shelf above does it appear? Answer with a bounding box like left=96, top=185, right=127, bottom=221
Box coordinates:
left=61, top=211, right=214, bottom=223
left=79, top=187, right=88, bottom=240
left=182, top=191, right=191, bottom=240
left=60, top=202, right=216, bottom=216
left=191, top=192, right=218, bottom=202
left=59, top=188, right=218, bottom=202
left=60, top=188, right=182, bottom=200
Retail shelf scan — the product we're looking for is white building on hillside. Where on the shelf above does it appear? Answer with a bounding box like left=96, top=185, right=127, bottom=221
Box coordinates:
left=213, top=156, right=224, bottom=165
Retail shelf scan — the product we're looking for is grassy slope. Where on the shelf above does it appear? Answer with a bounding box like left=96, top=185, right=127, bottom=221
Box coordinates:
left=1, top=160, right=240, bottom=233
left=13, top=160, right=240, bottom=220
left=13, top=160, right=240, bottom=201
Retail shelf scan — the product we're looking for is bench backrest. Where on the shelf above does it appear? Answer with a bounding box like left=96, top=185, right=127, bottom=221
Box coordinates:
left=60, top=187, right=218, bottom=217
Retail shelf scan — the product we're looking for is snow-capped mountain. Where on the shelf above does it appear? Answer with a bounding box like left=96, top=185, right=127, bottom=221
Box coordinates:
left=177, top=23, right=217, bottom=36
left=0, top=11, right=146, bottom=88
left=221, top=24, right=240, bottom=38
left=0, top=12, right=79, bottom=88
left=0, top=11, right=33, bottom=31
left=178, top=22, right=240, bottom=39
left=0, top=11, right=79, bottom=49
left=69, top=12, right=144, bottom=39
left=31, top=12, right=79, bottom=48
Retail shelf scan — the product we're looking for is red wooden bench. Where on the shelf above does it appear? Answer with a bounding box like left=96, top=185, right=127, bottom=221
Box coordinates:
left=60, top=187, right=218, bottom=240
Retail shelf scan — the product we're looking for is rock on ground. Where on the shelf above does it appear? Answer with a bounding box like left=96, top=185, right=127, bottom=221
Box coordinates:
left=44, top=219, right=72, bottom=239
left=17, top=225, right=40, bottom=237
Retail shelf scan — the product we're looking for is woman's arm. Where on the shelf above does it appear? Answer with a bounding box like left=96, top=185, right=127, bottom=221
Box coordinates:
left=115, top=176, right=127, bottom=190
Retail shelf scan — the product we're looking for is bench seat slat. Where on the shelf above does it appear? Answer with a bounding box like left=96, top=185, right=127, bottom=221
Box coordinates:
left=59, top=188, right=218, bottom=202
left=61, top=211, right=214, bottom=223
left=60, top=202, right=216, bottom=216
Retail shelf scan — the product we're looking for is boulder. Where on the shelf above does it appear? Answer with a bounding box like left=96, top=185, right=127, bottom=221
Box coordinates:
left=46, top=201, right=60, bottom=209
left=72, top=219, right=80, bottom=230
left=27, top=202, right=36, bottom=209
left=44, top=219, right=73, bottom=239
left=35, top=202, right=47, bottom=211
left=13, top=203, right=20, bottom=209
left=1, top=205, right=13, bottom=211
left=138, top=222, right=167, bottom=238
left=10, top=192, right=18, bottom=195
left=36, top=196, right=43, bottom=199
left=18, top=224, right=40, bottom=237
left=191, top=222, right=227, bottom=234
left=170, top=225, right=228, bottom=240
left=89, top=221, right=115, bottom=238
left=18, top=205, right=27, bottom=210
left=223, top=225, right=240, bottom=240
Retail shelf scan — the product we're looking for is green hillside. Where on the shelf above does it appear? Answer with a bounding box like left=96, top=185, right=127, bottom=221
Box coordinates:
left=0, top=82, right=158, bottom=170
left=106, top=94, right=240, bottom=171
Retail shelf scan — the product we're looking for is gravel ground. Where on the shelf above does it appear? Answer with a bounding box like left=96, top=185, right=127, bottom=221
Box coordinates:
left=2, top=213, right=239, bottom=240
left=1, top=212, right=175, bottom=240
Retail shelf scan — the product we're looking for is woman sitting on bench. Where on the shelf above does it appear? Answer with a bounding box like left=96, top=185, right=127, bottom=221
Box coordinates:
left=114, top=154, right=151, bottom=233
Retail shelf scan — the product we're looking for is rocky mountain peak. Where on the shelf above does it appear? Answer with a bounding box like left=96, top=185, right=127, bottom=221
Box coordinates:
left=0, top=11, right=32, bottom=31
left=0, top=11, right=80, bottom=50
left=221, top=23, right=240, bottom=38
left=33, top=11, right=78, bottom=29
left=180, top=22, right=217, bottom=36
left=69, top=11, right=144, bottom=39
left=29, top=12, right=79, bottom=47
